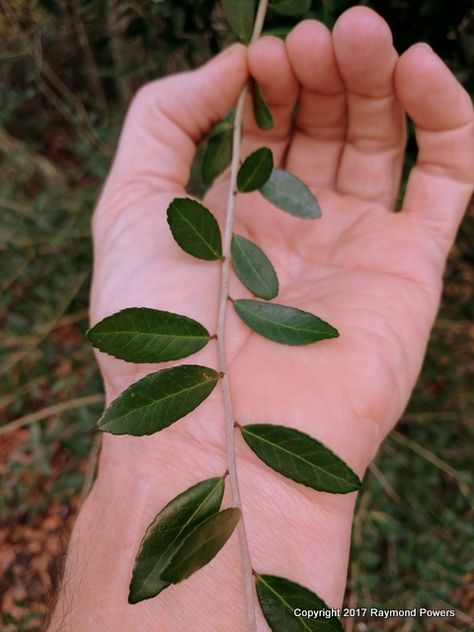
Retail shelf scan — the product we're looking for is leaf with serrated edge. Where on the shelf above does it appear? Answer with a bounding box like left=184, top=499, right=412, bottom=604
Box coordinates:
left=255, top=574, right=344, bottom=631
left=231, top=235, right=278, bottom=300
left=260, top=168, right=321, bottom=218
left=237, top=147, right=273, bottom=192
left=98, top=365, right=219, bottom=436
left=160, top=508, right=241, bottom=583
left=270, top=0, right=311, bottom=17
left=167, top=198, right=222, bottom=260
left=222, top=0, right=255, bottom=42
left=241, top=424, right=361, bottom=493
left=233, top=299, right=338, bottom=345
left=129, top=477, right=225, bottom=603
left=253, top=80, right=274, bottom=130
left=87, top=308, right=210, bottom=363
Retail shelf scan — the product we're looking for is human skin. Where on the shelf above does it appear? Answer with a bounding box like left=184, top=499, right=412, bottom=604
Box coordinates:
left=48, top=7, right=474, bottom=632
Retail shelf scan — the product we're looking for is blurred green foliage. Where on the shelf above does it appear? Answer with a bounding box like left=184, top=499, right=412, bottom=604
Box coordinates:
left=0, top=1, right=473, bottom=630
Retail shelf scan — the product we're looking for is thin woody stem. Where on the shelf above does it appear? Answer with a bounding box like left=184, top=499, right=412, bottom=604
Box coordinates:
left=216, top=2, right=268, bottom=630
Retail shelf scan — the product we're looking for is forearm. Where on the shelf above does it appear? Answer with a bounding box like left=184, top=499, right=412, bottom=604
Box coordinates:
left=49, top=419, right=365, bottom=631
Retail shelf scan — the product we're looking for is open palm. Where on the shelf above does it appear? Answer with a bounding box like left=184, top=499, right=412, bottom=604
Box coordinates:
left=54, top=8, right=473, bottom=632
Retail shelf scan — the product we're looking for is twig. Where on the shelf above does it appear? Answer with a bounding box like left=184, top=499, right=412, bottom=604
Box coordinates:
left=400, top=411, right=470, bottom=424
left=32, top=34, right=110, bottom=156
left=0, top=270, right=89, bottom=376
left=390, top=430, right=470, bottom=498
left=0, top=126, right=64, bottom=185
left=69, top=0, right=107, bottom=113
left=106, top=0, right=133, bottom=104
left=368, top=462, right=401, bottom=503
left=216, top=3, right=268, bottom=630
left=0, top=393, right=104, bottom=437
left=0, top=376, right=48, bottom=411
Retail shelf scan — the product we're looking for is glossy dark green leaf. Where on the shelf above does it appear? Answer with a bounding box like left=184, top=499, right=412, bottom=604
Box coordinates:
left=231, top=235, right=278, bottom=300
left=222, top=0, right=255, bottom=42
left=207, top=111, right=235, bottom=139
left=129, top=477, right=225, bottom=603
left=241, top=424, right=362, bottom=493
left=186, top=141, right=210, bottom=199
left=252, top=80, right=274, bottom=130
left=167, top=198, right=222, bottom=260
left=270, top=0, right=311, bottom=16
left=86, top=308, right=210, bottom=363
left=260, top=168, right=321, bottom=218
left=160, top=508, right=241, bottom=583
left=255, top=574, right=344, bottom=631
left=202, top=122, right=233, bottom=184
left=237, top=148, right=273, bottom=192
left=233, top=299, right=338, bottom=345
left=98, top=365, right=219, bottom=435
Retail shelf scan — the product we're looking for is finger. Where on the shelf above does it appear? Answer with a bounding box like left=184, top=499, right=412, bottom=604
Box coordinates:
left=284, top=20, right=346, bottom=188
left=395, top=44, right=474, bottom=245
left=100, top=45, right=247, bottom=206
left=243, top=36, right=299, bottom=165
left=332, top=7, right=406, bottom=207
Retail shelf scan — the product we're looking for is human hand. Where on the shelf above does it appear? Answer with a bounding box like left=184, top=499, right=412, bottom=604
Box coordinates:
left=51, top=7, right=473, bottom=631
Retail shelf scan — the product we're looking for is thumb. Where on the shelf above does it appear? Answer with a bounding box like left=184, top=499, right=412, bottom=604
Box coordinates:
left=102, top=44, right=247, bottom=203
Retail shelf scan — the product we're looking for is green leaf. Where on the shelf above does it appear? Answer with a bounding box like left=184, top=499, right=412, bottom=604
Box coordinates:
left=260, top=169, right=321, bottom=218
left=86, top=308, right=210, bottom=363
left=129, top=477, right=225, bottom=603
left=237, top=148, right=273, bottom=192
left=202, top=122, right=233, bottom=184
left=255, top=574, right=344, bottom=631
left=186, top=142, right=210, bottom=199
left=252, top=81, right=274, bottom=130
left=231, top=235, right=278, bottom=300
left=160, top=508, right=241, bottom=583
left=207, top=111, right=235, bottom=139
left=233, top=299, right=338, bottom=345
left=167, top=198, right=222, bottom=260
left=222, top=0, right=256, bottom=42
left=270, top=0, right=311, bottom=17
left=98, top=365, right=219, bottom=435
left=241, top=424, right=362, bottom=493
left=262, top=26, right=293, bottom=39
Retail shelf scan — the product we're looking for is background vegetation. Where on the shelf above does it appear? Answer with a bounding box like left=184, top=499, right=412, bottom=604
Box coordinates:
left=0, top=1, right=472, bottom=630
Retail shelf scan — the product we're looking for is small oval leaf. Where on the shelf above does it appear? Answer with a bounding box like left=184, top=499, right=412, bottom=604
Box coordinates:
left=160, top=507, right=241, bottom=583
left=241, top=424, right=362, bottom=493
left=129, top=477, right=225, bottom=603
left=87, top=308, right=210, bottom=363
left=253, top=80, right=274, bottom=130
left=231, top=235, right=279, bottom=300
left=167, top=198, right=222, bottom=260
left=233, top=299, right=338, bottom=345
left=237, top=147, right=273, bottom=192
left=202, top=130, right=233, bottom=185
left=270, top=0, right=311, bottom=17
left=222, top=0, right=256, bottom=42
left=260, top=168, right=321, bottom=218
left=186, top=142, right=211, bottom=199
left=98, top=365, right=219, bottom=435
left=255, top=574, right=344, bottom=631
